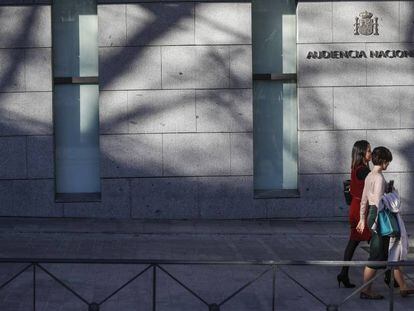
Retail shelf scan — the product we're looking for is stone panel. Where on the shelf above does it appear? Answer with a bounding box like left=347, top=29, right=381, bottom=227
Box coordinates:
left=64, top=179, right=130, bottom=218
left=0, top=49, right=25, bottom=92
left=400, top=86, right=414, bottom=129
left=297, top=44, right=367, bottom=87
left=99, top=91, right=129, bottom=134
left=400, top=173, right=414, bottom=215
left=0, top=6, right=51, bottom=48
left=299, top=174, right=335, bottom=199
left=162, top=46, right=230, bottom=89
left=127, top=3, right=194, bottom=46
left=266, top=197, right=336, bottom=218
left=198, top=176, right=266, bottom=219
left=0, top=92, right=52, bottom=135
left=332, top=173, right=351, bottom=217
left=128, top=90, right=196, bottom=133
left=298, top=87, right=333, bottom=130
left=99, top=46, right=161, bottom=90
left=400, top=1, right=414, bottom=42
left=98, top=5, right=127, bottom=47
left=0, top=181, right=13, bottom=216
left=229, top=45, right=252, bottom=88
left=27, top=135, right=54, bottom=178
left=334, top=87, right=399, bottom=130
left=11, top=179, right=63, bottom=217
left=196, top=89, right=252, bottom=132
left=98, top=0, right=251, bottom=2
left=195, top=3, right=251, bottom=44
left=25, top=48, right=52, bottom=91
left=367, top=129, right=414, bottom=172
left=101, top=134, right=163, bottom=177
left=332, top=1, right=399, bottom=43
left=0, top=137, right=26, bottom=179
left=366, top=43, right=414, bottom=86
left=163, top=133, right=230, bottom=176
left=297, top=2, right=332, bottom=43
left=230, top=133, right=252, bottom=175
left=131, top=177, right=198, bottom=219
left=299, top=130, right=366, bottom=174
left=367, top=44, right=414, bottom=85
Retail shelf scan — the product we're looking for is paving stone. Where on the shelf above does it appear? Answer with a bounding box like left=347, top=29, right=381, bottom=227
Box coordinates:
left=297, top=2, right=332, bottom=43
left=196, top=89, right=252, bottom=132
left=101, top=134, right=163, bottom=177
left=163, top=133, right=231, bottom=176
left=298, top=87, right=333, bottom=130
left=334, top=86, right=400, bottom=130
left=195, top=3, right=251, bottom=44
left=127, top=3, right=194, bottom=46
left=128, top=90, right=196, bottom=133
left=98, top=5, right=127, bottom=47
left=131, top=177, right=198, bottom=219
left=100, top=46, right=161, bottom=90
left=27, top=135, right=54, bottom=178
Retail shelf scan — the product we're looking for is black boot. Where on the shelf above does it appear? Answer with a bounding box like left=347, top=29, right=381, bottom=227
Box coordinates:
left=337, top=274, right=356, bottom=288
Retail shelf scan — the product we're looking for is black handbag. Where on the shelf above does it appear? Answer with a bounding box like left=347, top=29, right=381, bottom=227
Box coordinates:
left=343, top=179, right=352, bottom=205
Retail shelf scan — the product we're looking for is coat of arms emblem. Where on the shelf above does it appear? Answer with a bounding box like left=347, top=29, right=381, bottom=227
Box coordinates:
left=354, top=11, right=379, bottom=36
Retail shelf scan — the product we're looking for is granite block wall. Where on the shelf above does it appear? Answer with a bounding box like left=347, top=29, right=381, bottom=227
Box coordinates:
left=296, top=1, right=414, bottom=216
left=85, top=1, right=256, bottom=219
left=1, top=0, right=413, bottom=219
left=0, top=5, right=62, bottom=217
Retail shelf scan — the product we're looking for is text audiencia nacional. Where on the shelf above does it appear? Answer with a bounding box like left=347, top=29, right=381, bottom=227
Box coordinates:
left=307, top=50, right=414, bottom=59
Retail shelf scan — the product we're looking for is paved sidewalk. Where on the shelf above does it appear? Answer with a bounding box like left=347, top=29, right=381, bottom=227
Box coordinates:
left=0, top=218, right=413, bottom=311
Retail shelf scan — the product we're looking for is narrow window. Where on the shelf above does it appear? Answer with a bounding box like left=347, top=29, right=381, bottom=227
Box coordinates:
left=53, top=0, right=100, bottom=201
left=252, top=0, right=298, bottom=198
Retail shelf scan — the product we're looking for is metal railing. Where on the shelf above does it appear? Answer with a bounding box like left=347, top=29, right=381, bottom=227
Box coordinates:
left=0, top=258, right=413, bottom=311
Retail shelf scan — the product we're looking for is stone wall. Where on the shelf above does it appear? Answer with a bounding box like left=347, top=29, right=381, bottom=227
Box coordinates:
left=1, top=0, right=412, bottom=219
left=297, top=0, right=414, bottom=216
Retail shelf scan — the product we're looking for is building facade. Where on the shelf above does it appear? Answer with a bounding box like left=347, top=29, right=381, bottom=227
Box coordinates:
left=0, top=0, right=413, bottom=219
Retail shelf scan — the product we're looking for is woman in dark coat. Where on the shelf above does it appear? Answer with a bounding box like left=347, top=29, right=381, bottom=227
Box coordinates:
left=337, top=140, right=372, bottom=288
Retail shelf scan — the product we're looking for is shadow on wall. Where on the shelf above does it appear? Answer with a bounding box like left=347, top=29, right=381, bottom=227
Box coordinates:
left=0, top=2, right=413, bottom=218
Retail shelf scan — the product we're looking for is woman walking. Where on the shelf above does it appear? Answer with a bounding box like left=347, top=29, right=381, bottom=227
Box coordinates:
left=337, top=140, right=372, bottom=288
left=357, top=146, right=414, bottom=299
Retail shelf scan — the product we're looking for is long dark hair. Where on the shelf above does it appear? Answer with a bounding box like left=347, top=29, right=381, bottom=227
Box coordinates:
left=351, top=140, right=370, bottom=170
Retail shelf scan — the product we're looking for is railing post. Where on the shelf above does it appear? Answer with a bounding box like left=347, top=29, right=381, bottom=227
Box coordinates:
left=389, top=267, right=394, bottom=311
left=152, top=265, right=156, bottom=311
left=33, top=264, right=36, bottom=311
left=272, top=264, right=276, bottom=311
